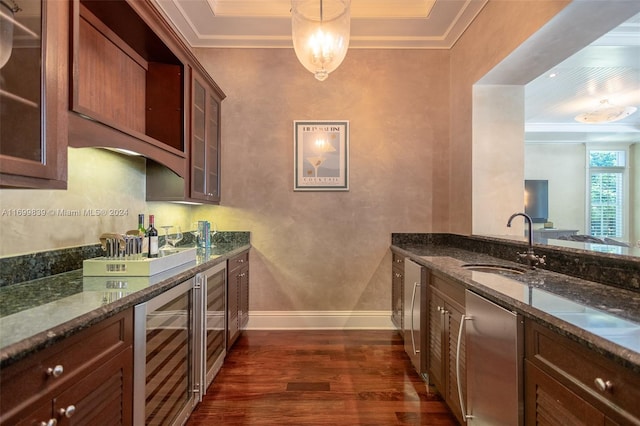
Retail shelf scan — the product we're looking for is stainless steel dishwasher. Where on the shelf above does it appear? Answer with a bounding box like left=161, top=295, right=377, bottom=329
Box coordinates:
left=403, top=258, right=427, bottom=379
left=458, top=290, right=523, bottom=425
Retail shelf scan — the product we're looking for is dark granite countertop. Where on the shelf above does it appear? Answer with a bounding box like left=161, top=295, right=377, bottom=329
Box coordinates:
left=0, top=242, right=250, bottom=368
left=391, top=242, right=640, bottom=373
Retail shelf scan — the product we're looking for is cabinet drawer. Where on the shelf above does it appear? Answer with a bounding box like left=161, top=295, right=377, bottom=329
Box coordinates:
left=431, top=273, right=465, bottom=306
left=526, top=320, right=640, bottom=421
left=0, top=309, right=132, bottom=420
left=228, top=251, right=249, bottom=272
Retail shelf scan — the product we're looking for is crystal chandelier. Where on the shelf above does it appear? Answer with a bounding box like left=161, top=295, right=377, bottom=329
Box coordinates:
left=291, top=0, right=351, bottom=81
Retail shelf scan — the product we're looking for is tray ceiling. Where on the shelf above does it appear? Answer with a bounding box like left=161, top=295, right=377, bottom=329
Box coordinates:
left=151, top=0, right=489, bottom=49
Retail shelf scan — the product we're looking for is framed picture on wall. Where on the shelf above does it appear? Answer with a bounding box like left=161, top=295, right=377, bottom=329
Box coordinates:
left=293, top=120, right=349, bottom=191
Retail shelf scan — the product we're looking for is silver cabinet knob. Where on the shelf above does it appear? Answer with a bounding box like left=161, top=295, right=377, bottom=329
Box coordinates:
left=39, top=420, right=57, bottom=426
left=59, top=405, right=76, bottom=418
left=594, top=377, right=613, bottom=392
left=46, top=365, right=64, bottom=378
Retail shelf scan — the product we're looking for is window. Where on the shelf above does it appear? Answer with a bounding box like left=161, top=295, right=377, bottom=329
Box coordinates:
left=588, top=150, right=627, bottom=239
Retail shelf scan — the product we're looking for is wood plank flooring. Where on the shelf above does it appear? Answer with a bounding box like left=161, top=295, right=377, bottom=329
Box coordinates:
left=187, top=330, right=458, bottom=425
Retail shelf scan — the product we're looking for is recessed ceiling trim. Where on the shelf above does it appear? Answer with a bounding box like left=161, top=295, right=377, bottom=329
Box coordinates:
left=152, top=0, right=488, bottom=49
left=208, top=0, right=437, bottom=19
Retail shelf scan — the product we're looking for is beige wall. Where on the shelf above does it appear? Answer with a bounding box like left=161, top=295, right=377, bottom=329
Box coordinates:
left=525, top=144, right=586, bottom=233
left=194, top=48, right=449, bottom=311
left=0, top=147, right=193, bottom=256
left=448, top=0, right=570, bottom=235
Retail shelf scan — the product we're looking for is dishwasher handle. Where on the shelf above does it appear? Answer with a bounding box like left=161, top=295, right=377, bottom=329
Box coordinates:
left=410, top=281, right=420, bottom=355
left=456, top=314, right=474, bottom=421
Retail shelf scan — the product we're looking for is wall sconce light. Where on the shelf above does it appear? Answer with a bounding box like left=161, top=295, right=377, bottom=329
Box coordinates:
left=0, top=0, right=19, bottom=69
left=291, top=0, right=350, bottom=81
left=575, top=99, right=638, bottom=124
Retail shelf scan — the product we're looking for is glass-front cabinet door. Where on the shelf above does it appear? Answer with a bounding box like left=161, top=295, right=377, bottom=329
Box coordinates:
left=0, top=0, right=67, bottom=188
left=190, top=68, right=221, bottom=203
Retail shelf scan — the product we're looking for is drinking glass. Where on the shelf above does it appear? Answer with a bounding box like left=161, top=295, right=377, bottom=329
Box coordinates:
left=190, top=222, right=200, bottom=247
left=160, top=225, right=173, bottom=251
left=167, top=226, right=183, bottom=248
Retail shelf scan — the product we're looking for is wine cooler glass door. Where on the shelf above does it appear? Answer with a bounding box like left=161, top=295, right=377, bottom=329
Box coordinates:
left=134, top=277, right=198, bottom=426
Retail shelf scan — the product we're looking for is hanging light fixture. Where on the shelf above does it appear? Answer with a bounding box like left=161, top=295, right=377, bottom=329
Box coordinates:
left=575, top=99, right=638, bottom=124
left=0, top=0, right=19, bottom=69
left=291, top=0, right=351, bottom=81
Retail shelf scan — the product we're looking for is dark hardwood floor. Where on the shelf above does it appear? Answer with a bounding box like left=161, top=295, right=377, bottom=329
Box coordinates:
left=187, top=330, right=458, bottom=425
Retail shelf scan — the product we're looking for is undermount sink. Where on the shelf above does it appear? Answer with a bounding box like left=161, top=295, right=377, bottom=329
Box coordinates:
left=461, top=263, right=527, bottom=275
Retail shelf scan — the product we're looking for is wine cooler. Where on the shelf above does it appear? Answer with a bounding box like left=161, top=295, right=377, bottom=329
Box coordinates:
left=198, top=262, right=227, bottom=391
left=133, top=262, right=227, bottom=425
left=134, top=277, right=199, bottom=426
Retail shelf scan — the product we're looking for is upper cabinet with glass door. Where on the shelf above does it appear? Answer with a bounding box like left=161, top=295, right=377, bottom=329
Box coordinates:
left=190, top=68, right=223, bottom=203
left=0, top=0, right=68, bottom=188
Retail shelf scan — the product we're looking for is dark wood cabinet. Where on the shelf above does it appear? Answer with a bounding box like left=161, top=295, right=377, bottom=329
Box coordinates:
left=227, top=251, right=249, bottom=348
left=146, top=65, right=225, bottom=204
left=189, top=69, right=222, bottom=203
left=68, top=0, right=189, bottom=176
left=391, top=253, right=404, bottom=332
left=0, top=309, right=133, bottom=425
left=0, top=0, right=68, bottom=188
left=524, top=319, right=640, bottom=425
left=427, top=273, right=466, bottom=425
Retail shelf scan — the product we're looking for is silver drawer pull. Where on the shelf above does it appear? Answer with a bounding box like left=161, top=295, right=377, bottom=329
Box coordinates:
left=39, top=420, right=57, bottom=426
left=46, top=365, right=64, bottom=378
left=59, top=405, right=76, bottom=418
left=594, top=377, right=613, bottom=392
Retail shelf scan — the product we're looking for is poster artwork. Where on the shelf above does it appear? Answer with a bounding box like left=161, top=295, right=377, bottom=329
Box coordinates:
left=294, top=121, right=349, bottom=191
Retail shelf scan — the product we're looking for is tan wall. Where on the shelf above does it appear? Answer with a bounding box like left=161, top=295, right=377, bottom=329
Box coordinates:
left=525, top=144, right=587, bottom=233
left=194, top=48, right=449, bottom=311
left=448, top=0, right=570, bottom=234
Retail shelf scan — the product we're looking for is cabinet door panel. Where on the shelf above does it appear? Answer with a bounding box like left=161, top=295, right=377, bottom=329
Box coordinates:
left=0, top=0, right=67, bottom=188
left=190, top=71, right=221, bottom=203
left=446, top=303, right=465, bottom=423
left=525, top=361, right=605, bottom=426
left=428, top=288, right=444, bottom=390
left=54, top=348, right=132, bottom=426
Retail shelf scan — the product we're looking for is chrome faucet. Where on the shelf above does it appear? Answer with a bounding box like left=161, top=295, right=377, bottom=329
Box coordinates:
left=507, top=212, right=546, bottom=269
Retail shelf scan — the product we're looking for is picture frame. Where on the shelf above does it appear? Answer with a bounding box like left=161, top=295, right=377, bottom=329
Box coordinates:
left=293, top=120, right=349, bottom=191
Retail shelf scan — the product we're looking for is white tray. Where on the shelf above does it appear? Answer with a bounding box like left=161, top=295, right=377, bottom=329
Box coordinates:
left=83, top=248, right=197, bottom=276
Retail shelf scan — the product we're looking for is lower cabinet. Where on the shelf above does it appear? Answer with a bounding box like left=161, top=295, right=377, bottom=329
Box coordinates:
left=524, top=319, right=640, bottom=425
left=227, top=251, right=250, bottom=348
left=0, top=309, right=133, bottom=425
left=391, top=253, right=404, bottom=332
left=427, top=273, right=466, bottom=425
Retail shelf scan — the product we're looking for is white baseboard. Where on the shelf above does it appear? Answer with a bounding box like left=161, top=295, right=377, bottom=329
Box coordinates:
left=246, top=310, right=394, bottom=330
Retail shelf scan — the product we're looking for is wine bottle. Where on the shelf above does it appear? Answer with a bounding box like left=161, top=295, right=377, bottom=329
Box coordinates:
left=138, top=214, right=148, bottom=255
left=137, top=214, right=146, bottom=234
left=147, top=214, right=159, bottom=258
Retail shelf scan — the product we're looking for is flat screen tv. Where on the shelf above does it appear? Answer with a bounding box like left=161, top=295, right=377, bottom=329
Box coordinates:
left=525, top=180, right=548, bottom=223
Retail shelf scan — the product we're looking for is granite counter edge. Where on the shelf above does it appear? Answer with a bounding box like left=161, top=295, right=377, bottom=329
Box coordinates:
left=0, top=244, right=251, bottom=369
